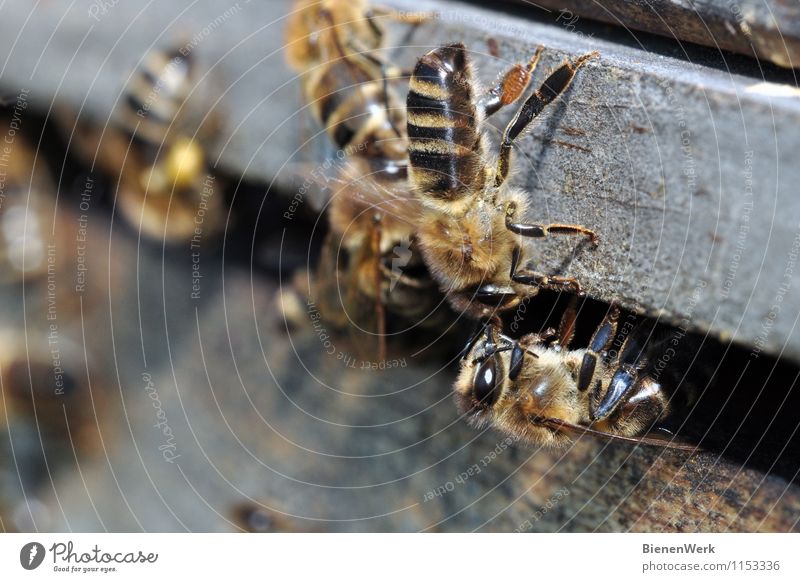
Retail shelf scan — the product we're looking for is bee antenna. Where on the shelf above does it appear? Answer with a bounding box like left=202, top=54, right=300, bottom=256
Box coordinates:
left=460, top=320, right=492, bottom=361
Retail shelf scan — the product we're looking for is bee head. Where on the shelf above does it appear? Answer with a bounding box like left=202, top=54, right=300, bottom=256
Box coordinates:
left=455, top=325, right=589, bottom=445
left=453, top=326, right=508, bottom=423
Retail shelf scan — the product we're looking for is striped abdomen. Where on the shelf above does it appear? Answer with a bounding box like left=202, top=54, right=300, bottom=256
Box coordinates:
left=307, top=59, right=406, bottom=160
left=407, top=43, right=485, bottom=202
left=119, top=48, right=194, bottom=153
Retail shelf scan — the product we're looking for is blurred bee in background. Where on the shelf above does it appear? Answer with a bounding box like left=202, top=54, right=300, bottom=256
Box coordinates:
left=284, top=1, right=446, bottom=358
left=406, top=43, right=600, bottom=321
left=285, top=0, right=430, bottom=83
left=455, top=300, right=694, bottom=448
left=0, top=121, right=56, bottom=284
left=60, top=42, right=223, bottom=243
left=231, top=501, right=316, bottom=533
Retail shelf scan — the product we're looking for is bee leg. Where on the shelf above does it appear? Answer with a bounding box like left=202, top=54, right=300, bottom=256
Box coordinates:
left=495, top=51, right=599, bottom=187
left=557, top=296, right=579, bottom=349
left=370, top=6, right=433, bottom=25
left=590, top=324, right=651, bottom=421
left=461, top=320, right=490, bottom=360
left=509, top=246, right=584, bottom=295
left=371, top=214, right=387, bottom=363
left=577, top=303, right=620, bottom=392
left=505, top=201, right=598, bottom=246
left=508, top=343, right=527, bottom=380
left=509, top=329, right=553, bottom=379
left=520, top=327, right=556, bottom=346
left=355, top=50, right=414, bottom=81
left=472, top=283, right=519, bottom=309
left=469, top=323, right=514, bottom=365
left=348, top=7, right=431, bottom=81
left=592, top=367, right=639, bottom=422
left=350, top=8, right=426, bottom=78
left=478, top=46, right=543, bottom=118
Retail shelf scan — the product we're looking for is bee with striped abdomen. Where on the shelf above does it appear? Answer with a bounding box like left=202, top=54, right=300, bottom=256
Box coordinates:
left=406, top=43, right=599, bottom=321
left=454, top=301, right=691, bottom=448
left=285, top=1, right=443, bottom=357
left=285, top=0, right=420, bottom=164
left=62, top=42, right=222, bottom=243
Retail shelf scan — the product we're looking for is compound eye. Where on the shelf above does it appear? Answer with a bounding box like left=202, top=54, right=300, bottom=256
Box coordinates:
left=473, top=355, right=502, bottom=407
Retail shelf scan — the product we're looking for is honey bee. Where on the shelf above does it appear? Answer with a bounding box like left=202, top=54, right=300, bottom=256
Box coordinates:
left=284, top=1, right=443, bottom=356
left=455, top=301, right=694, bottom=448
left=285, top=0, right=431, bottom=162
left=406, top=43, right=600, bottom=320
left=61, top=43, right=222, bottom=242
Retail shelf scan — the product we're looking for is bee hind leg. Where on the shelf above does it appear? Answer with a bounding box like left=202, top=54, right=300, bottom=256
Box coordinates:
left=477, top=46, right=544, bottom=119
left=495, top=51, right=599, bottom=188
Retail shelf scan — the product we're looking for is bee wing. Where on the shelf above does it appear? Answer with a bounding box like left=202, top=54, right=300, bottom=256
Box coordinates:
left=289, top=160, right=419, bottom=234
left=280, top=161, right=352, bottom=214
left=335, top=160, right=421, bottom=228
left=537, top=417, right=699, bottom=451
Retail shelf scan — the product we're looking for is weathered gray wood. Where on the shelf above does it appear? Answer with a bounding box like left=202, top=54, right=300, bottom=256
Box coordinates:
left=508, top=0, right=800, bottom=68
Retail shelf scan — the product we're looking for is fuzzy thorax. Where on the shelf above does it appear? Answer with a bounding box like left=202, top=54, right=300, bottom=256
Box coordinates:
left=416, top=183, right=531, bottom=293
